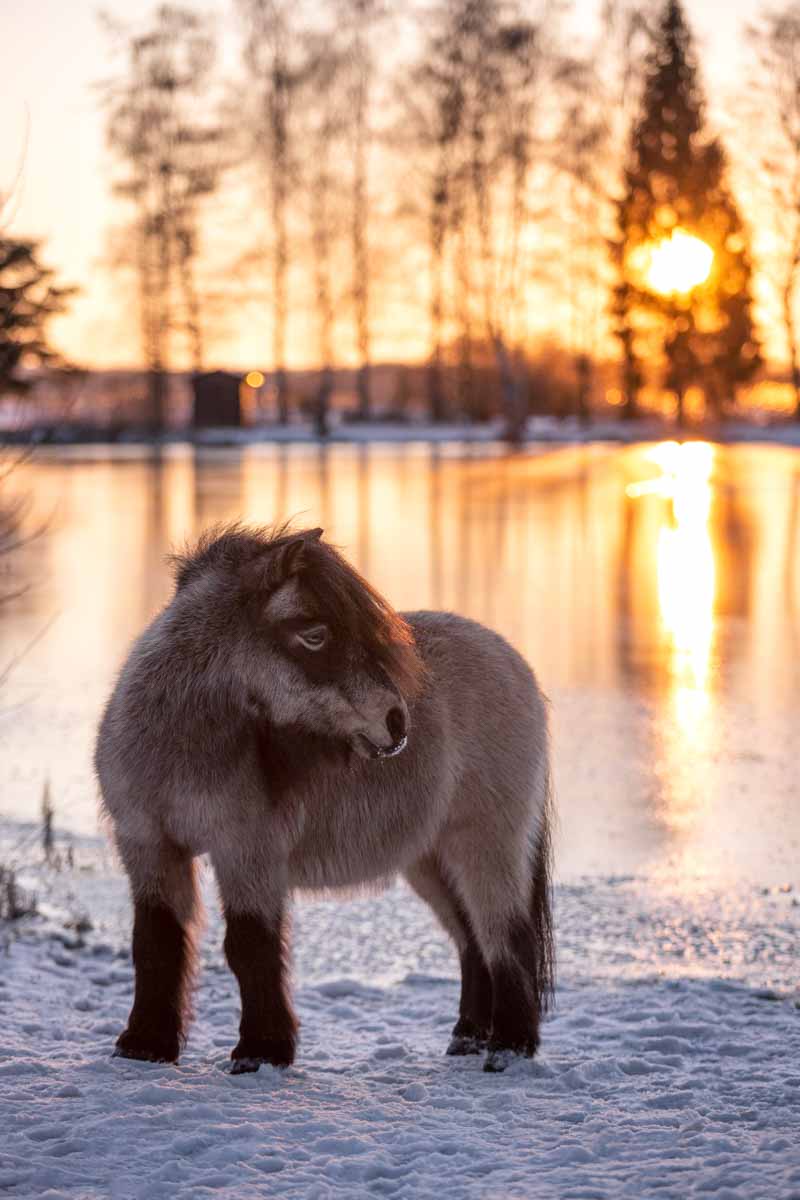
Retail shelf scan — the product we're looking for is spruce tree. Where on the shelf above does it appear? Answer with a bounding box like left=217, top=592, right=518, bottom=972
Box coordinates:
left=612, top=0, right=760, bottom=422
left=0, top=236, right=75, bottom=397
left=697, top=141, right=762, bottom=417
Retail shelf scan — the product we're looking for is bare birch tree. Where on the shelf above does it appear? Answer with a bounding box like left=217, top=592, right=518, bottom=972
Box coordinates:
left=747, top=5, right=800, bottom=418
left=238, top=0, right=302, bottom=423
left=102, top=5, right=223, bottom=429
left=553, top=55, right=612, bottom=423
left=299, top=33, right=347, bottom=436
left=606, top=2, right=662, bottom=419
left=337, top=0, right=390, bottom=419
left=403, top=18, right=464, bottom=420
left=442, top=0, right=554, bottom=441
left=404, top=0, right=559, bottom=434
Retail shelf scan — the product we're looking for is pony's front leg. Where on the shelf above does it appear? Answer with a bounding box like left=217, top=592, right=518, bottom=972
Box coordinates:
left=115, top=838, right=200, bottom=1064
left=213, top=851, right=297, bottom=1073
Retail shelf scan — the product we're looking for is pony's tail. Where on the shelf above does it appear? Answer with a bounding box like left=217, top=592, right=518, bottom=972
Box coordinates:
left=530, top=765, right=556, bottom=1018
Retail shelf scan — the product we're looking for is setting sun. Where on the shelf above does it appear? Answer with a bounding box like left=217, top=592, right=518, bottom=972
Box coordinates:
left=630, top=228, right=714, bottom=296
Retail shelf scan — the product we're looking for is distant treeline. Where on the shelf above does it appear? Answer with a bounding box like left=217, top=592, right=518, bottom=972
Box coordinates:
left=9, top=342, right=627, bottom=438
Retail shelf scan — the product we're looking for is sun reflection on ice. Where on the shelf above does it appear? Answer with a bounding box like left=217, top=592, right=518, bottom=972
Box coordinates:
left=652, top=442, right=715, bottom=720
left=628, top=441, right=718, bottom=855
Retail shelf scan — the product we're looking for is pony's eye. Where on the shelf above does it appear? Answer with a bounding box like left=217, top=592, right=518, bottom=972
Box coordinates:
left=296, top=625, right=329, bottom=652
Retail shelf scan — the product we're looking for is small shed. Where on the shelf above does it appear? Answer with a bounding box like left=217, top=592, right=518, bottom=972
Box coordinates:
left=192, top=371, right=241, bottom=428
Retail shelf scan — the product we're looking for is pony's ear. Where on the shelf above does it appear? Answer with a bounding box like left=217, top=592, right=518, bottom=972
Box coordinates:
left=242, top=528, right=324, bottom=593
left=274, top=536, right=308, bottom=580
left=274, top=527, right=323, bottom=581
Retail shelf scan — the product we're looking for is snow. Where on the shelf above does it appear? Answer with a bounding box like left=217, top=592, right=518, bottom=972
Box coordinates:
left=1, top=861, right=799, bottom=1199
left=152, top=416, right=800, bottom=449
left=18, top=416, right=800, bottom=450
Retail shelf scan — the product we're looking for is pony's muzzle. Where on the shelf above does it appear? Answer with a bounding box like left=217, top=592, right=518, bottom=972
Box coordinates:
left=374, top=733, right=408, bottom=759
left=353, top=698, right=409, bottom=760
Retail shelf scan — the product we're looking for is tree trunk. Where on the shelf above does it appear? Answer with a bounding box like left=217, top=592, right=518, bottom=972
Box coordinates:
left=148, top=368, right=167, bottom=434
left=675, top=381, right=686, bottom=427
left=138, top=219, right=165, bottom=433
left=352, top=54, right=370, bottom=421
left=620, top=324, right=639, bottom=421
left=428, top=199, right=446, bottom=423
left=315, top=366, right=333, bottom=438
left=177, top=235, right=203, bottom=374
left=576, top=353, right=591, bottom=427
left=273, top=185, right=289, bottom=424
left=355, top=362, right=370, bottom=420
left=274, top=366, right=289, bottom=424
left=428, top=356, right=446, bottom=424
left=270, top=55, right=290, bottom=426
left=667, top=317, right=692, bottom=428
left=311, top=151, right=334, bottom=439
left=428, top=238, right=445, bottom=422
left=494, top=334, right=526, bottom=445
left=783, top=276, right=800, bottom=421
left=154, top=203, right=171, bottom=434
left=453, top=210, right=474, bottom=420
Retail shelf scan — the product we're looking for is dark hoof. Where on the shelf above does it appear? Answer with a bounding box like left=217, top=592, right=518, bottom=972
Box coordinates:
left=483, top=1037, right=537, bottom=1073
left=114, top=1027, right=180, bottom=1064
left=483, top=1048, right=515, bottom=1073
left=230, top=1035, right=295, bottom=1073
left=446, top=1034, right=486, bottom=1056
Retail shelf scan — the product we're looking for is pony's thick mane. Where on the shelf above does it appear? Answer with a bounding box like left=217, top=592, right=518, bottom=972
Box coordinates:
left=301, top=536, right=425, bottom=699
left=169, top=521, right=293, bottom=591
left=170, top=521, right=426, bottom=698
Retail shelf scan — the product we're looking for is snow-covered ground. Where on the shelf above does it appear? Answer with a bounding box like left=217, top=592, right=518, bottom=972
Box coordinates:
left=1, top=854, right=798, bottom=1200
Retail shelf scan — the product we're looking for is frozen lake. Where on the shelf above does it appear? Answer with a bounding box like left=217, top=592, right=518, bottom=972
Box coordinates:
left=1, top=439, right=798, bottom=888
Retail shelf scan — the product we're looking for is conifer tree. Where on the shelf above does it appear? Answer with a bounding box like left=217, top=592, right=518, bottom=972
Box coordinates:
left=613, top=0, right=760, bottom=422
left=0, top=236, right=75, bottom=397
left=697, top=141, right=762, bottom=417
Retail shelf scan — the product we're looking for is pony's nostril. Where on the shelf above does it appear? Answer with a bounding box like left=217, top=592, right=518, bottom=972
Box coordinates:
left=386, top=706, right=407, bottom=744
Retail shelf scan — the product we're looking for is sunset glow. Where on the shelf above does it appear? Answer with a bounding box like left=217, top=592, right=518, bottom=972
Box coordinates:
left=632, top=229, right=714, bottom=296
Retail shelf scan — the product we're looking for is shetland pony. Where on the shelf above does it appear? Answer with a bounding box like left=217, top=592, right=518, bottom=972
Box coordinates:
left=95, top=524, right=554, bottom=1073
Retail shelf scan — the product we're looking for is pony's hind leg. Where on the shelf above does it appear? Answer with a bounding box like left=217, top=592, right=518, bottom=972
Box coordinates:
left=440, top=825, right=554, bottom=1073
left=115, top=837, right=200, bottom=1064
left=404, top=855, right=492, bottom=1055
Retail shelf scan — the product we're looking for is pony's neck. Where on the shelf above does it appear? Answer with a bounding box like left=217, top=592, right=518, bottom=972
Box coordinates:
left=253, top=719, right=353, bottom=802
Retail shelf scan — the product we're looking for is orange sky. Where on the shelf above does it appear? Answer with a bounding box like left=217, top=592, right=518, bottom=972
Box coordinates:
left=0, top=0, right=777, bottom=372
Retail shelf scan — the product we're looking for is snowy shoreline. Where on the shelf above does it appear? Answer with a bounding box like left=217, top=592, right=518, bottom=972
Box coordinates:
left=6, top=416, right=800, bottom=452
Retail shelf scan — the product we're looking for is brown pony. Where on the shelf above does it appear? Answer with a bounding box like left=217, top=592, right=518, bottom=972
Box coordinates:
left=95, top=523, right=554, bottom=1073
